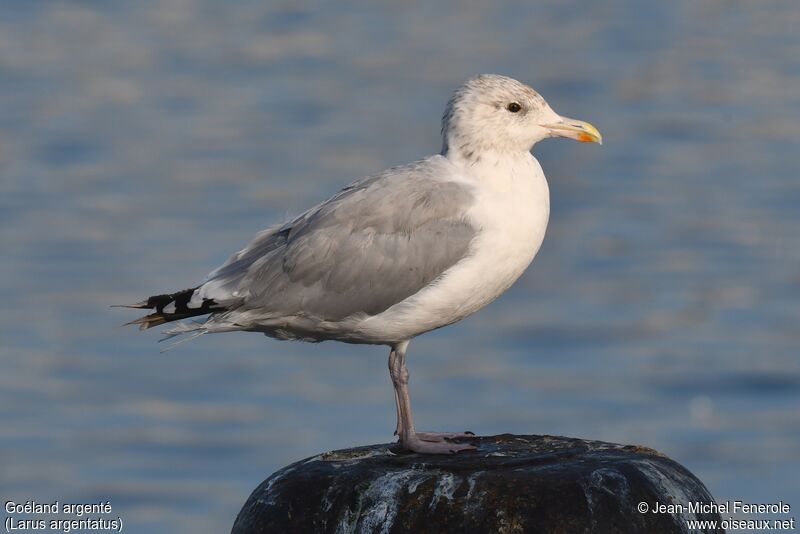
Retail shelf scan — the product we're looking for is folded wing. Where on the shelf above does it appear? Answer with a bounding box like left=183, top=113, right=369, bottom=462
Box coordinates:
left=201, top=156, right=477, bottom=326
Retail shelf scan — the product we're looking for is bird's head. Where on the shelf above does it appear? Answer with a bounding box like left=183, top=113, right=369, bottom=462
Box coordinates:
left=441, top=74, right=602, bottom=160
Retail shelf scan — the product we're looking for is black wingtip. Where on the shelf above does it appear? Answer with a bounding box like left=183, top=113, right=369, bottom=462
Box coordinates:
left=122, top=313, right=170, bottom=330
left=116, top=287, right=221, bottom=330
left=111, top=301, right=151, bottom=309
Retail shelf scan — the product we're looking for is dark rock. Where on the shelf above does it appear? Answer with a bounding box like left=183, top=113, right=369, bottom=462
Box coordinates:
left=232, top=434, right=722, bottom=534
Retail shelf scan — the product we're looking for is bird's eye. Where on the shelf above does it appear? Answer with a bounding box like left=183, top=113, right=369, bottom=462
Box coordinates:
left=506, top=102, right=522, bottom=113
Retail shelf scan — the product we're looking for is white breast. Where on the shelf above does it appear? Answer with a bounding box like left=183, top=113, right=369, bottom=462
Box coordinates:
left=357, top=153, right=550, bottom=343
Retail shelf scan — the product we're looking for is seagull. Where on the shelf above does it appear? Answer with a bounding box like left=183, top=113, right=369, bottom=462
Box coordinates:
left=121, top=74, right=602, bottom=454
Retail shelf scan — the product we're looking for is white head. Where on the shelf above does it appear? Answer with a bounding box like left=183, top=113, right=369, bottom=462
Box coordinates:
left=441, top=74, right=601, bottom=161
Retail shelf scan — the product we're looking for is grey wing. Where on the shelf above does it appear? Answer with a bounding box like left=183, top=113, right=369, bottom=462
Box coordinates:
left=202, top=157, right=477, bottom=321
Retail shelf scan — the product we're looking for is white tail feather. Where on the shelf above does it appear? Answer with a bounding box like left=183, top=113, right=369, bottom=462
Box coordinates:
left=158, top=321, right=208, bottom=352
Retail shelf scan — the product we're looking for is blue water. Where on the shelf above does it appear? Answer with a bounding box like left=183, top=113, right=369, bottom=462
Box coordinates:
left=1, top=1, right=799, bottom=532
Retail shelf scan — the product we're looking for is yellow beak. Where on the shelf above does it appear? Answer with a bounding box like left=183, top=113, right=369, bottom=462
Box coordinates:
left=542, top=118, right=603, bottom=144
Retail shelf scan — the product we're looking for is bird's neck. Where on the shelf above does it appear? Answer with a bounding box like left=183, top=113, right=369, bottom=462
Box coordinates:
left=444, top=147, right=542, bottom=189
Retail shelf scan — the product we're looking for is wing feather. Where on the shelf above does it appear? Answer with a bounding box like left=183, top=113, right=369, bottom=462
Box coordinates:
left=201, top=156, right=476, bottom=323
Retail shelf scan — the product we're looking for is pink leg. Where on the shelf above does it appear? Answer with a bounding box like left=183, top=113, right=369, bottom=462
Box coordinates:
left=389, top=348, right=402, bottom=436
left=389, top=341, right=476, bottom=454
